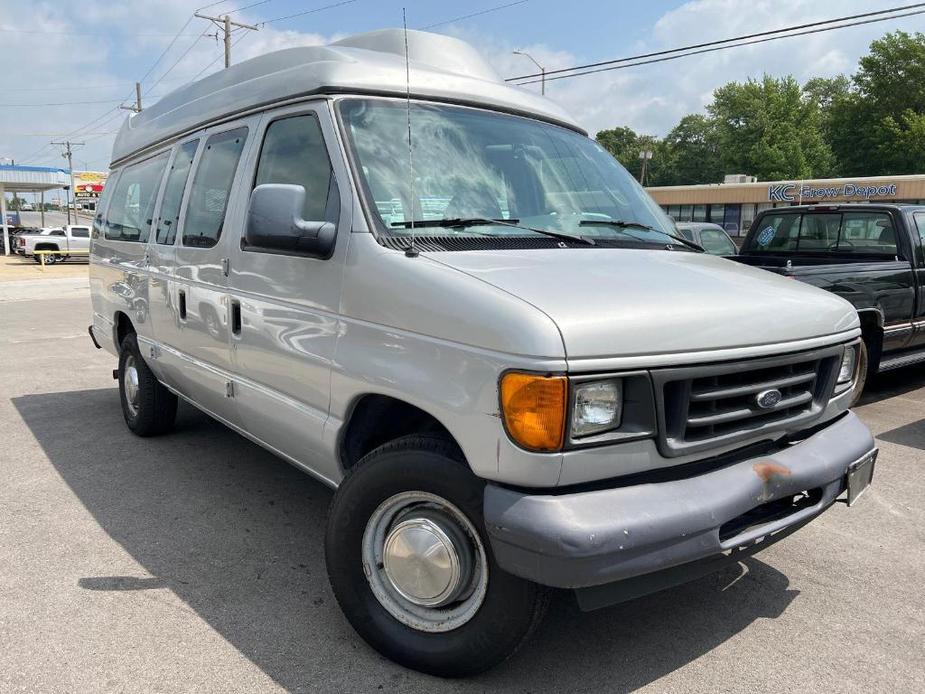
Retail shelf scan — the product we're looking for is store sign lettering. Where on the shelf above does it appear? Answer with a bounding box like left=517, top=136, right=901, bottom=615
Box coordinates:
left=768, top=182, right=897, bottom=202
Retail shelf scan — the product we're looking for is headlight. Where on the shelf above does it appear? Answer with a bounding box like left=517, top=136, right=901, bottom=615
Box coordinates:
left=571, top=379, right=622, bottom=437
left=838, top=345, right=858, bottom=384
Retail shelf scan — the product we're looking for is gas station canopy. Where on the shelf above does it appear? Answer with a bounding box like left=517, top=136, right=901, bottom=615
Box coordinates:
left=1, top=164, right=73, bottom=255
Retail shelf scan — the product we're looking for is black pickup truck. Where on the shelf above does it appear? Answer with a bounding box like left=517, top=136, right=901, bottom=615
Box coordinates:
left=736, top=204, right=925, bottom=398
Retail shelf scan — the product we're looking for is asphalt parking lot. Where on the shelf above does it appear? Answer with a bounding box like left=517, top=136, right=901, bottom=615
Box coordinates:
left=1, top=275, right=924, bottom=693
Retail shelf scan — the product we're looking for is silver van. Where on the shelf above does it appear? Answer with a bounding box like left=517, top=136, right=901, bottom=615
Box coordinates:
left=89, top=30, right=876, bottom=676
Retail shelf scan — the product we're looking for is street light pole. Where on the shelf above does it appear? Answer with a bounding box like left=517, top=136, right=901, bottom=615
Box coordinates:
left=513, top=50, right=546, bottom=95
left=638, top=149, right=653, bottom=186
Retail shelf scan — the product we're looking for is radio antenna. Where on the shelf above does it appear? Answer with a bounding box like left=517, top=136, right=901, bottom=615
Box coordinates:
left=402, top=8, right=419, bottom=258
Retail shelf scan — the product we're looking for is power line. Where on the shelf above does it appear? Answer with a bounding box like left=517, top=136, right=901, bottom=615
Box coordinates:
left=508, top=2, right=925, bottom=84
left=421, top=0, right=528, bottom=30
left=258, top=0, right=357, bottom=26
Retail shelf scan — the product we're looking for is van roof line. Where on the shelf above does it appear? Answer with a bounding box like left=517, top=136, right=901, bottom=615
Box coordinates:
left=110, top=29, right=584, bottom=165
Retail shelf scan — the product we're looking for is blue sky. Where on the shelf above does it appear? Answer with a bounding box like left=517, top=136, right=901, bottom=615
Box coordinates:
left=1, top=0, right=923, bottom=172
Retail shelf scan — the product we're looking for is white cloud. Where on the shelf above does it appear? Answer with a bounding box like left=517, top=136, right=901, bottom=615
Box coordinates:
left=466, top=0, right=924, bottom=137
left=2, top=0, right=921, bottom=172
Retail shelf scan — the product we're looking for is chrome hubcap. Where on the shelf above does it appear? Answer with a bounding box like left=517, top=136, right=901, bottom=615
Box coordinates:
left=363, top=491, right=488, bottom=632
left=383, top=517, right=463, bottom=607
left=123, top=356, right=140, bottom=416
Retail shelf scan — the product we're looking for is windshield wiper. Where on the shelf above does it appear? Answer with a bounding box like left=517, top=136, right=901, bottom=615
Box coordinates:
left=391, top=217, right=517, bottom=229
left=579, top=219, right=704, bottom=251
left=392, top=217, right=596, bottom=246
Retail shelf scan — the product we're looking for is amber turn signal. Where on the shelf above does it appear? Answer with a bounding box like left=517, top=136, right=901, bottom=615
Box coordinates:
left=500, top=372, right=568, bottom=452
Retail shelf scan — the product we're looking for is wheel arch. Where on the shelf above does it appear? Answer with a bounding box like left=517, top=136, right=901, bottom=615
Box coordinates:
left=856, top=308, right=884, bottom=370
left=114, top=311, right=135, bottom=353
left=338, top=393, right=461, bottom=472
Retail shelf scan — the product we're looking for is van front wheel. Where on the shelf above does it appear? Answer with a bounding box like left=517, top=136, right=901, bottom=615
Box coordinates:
left=325, top=435, right=548, bottom=677
left=118, top=333, right=177, bottom=436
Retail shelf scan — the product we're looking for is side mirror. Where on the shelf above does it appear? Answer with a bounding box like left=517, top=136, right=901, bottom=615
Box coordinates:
left=243, top=184, right=336, bottom=258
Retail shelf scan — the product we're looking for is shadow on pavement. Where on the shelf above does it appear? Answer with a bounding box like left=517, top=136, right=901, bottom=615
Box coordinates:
left=14, top=388, right=800, bottom=692
left=859, top=365, right=925, bottom=406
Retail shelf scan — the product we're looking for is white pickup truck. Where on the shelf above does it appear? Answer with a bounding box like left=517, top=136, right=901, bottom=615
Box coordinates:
left=16, top=224, right=91, bottom=263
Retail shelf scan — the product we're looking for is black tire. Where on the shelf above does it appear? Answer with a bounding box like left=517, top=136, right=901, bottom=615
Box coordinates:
left=325, top=435, right=549, bottom=677
left=118, top=333, right=177, bottom=436
left=34, top=252, right=55, bottom=265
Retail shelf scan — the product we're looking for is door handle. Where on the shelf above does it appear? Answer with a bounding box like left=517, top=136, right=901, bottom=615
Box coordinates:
left=178, top=289, right=187, bottom=320
left=231, top=298, right=242, bottom=335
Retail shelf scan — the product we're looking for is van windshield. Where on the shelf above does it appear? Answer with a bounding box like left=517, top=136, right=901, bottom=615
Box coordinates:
left=338, top=99, right=679, bottom=246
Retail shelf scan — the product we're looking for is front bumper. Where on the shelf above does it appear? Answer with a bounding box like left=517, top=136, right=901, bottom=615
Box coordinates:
left=484, top=411, right=875, bottom=594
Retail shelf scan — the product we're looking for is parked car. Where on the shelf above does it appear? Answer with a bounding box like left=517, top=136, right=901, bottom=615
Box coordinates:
left=17, top=224, right=91, bottom=263
left=20, top=202, right=34, bottom=211
left=88, top=30, right=876, bottom=677
left=736, top=204, right=925, bottom=399
left=675, top=221, right=738, bottom=256
left=2, top=226, right=36, bottom=254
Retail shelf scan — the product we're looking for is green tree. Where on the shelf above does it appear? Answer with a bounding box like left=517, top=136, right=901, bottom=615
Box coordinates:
left=596, top=126, right=643, bottom=178
left=659, top=114, right=723, bottom=185
left=596, top=127, right=671, bottom=185
left=829, top=31, right=925, bottom=176
left=709, top=75, right=833, bottom=180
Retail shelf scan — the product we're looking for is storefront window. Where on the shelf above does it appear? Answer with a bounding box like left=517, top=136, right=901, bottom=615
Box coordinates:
left=693, top=204, right=707, bottom=222
left=709, top=204, right=724, bottom=223
left=679, top=205, right=693, bottom=221
left=668, top=205, right=680, bottom=220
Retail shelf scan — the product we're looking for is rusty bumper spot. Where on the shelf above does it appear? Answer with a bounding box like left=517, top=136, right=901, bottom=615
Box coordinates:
left=752, top=461, right=792, bottom=482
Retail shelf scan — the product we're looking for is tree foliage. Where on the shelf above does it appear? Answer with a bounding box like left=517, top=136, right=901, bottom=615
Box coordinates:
left=595, top=31, right=925, bottom=184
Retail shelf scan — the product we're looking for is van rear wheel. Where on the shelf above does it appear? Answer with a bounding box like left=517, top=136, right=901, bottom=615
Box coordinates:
left=118, top=333, right=177, bottom=436
left=325, top=435, right=549, bottom=677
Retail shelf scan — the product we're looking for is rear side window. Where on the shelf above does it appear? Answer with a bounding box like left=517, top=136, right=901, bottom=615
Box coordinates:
left=700, top=229, right=736, bottom=255
left=157, top=139, right=199, bottom=245
left=71, top=227, right=90, bottom=238
left=103, top=153, right=169, bottom=243
left=182, top=127, right=247, bottom=248
left=915, top=213, right=925, bottom=246
left=50, top=230, right=66, bottom=237
left=254, top=114, right=337, bottom=222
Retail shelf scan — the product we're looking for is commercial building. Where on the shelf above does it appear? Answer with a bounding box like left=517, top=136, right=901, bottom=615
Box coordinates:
left=647, top=173, right=925, bottom=237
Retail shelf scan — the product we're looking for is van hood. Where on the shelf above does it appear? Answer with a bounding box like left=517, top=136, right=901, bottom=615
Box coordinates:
left=425, top=248, right=858, bottom=359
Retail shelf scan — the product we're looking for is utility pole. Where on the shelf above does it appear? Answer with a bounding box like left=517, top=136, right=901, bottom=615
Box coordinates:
left=51, top=140, right=84, bottom=225
left=120, top=82, right=143, bottom=113
left=194, top=12, right=259, bottom=68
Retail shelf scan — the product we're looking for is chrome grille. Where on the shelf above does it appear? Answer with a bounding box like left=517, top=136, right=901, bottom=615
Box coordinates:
left=653, top=346, right=843, bottom=457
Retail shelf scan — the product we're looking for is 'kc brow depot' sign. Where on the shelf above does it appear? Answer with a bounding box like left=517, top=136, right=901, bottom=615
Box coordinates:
left=768, top=182, right=898, bottom=202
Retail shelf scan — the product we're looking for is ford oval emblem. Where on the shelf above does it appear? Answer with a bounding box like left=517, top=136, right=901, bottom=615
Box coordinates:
left=756, top=389, right=783, bottom=409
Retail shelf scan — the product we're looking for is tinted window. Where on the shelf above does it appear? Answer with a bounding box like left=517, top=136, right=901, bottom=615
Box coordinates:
left=839, top=211, right=897, bottom=254
left=182, top=127, right=247, bottom=248
left=796, top=213, right=841, bottom=250
left=677, top=227, right=694, bottom=241
left=915, top=213, right=925, bottom=246
left=71, top=227, right=90, bottom=238
left=104, top=154, right=169, bottom=242
left=749, top=213, right=801, bottom=251
left=157, top=139, right=199, bottom=245
left=700, top=229, right=736, bottom=255
left=50, top=229, right=66, bottom=236
left=255, top=115, right=336, bottom=222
